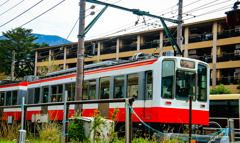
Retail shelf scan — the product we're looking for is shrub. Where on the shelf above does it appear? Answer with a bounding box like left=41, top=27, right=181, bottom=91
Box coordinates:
left=210, top=84, right=233, bottom=94
left=68, top=117, right=86, bottom=142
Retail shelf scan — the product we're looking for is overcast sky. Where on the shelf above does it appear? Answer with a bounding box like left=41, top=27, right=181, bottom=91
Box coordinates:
left=0, top=0, right=235, bottom=42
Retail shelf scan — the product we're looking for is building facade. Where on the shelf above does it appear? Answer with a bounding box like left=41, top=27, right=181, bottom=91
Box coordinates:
left=34, top=17, right=240, bottom=93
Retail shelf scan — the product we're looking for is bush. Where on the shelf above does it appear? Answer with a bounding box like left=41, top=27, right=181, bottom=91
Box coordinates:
left=210, top=84, right=233, bottom=94
left=68, top=117, right=86, bottom=142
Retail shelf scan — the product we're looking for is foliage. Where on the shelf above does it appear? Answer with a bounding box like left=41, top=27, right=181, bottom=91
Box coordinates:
left=236, top=80, right=240, bottom=93
left=37, top=121, right=61, bottom=142
left=210, top=84, right=233, bottom=94
left=0, top=27, right=49, bottom=78
left=0, top=73, right=7, bottom=80
left=37, top=57, right=61, bottom=76
left=68, top=114, right=86, bottom=142
left=0, top=121, right=19, bottom=141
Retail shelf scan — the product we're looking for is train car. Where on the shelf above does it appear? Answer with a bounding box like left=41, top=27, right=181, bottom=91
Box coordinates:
left=209, top=94, right=240, bottom=129
left=0, top=53, right=210, bottom=133
left=0, top=81, right=28, bottom=120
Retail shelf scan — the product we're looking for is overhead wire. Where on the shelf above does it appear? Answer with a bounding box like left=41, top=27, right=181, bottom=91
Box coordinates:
left=0, top=0, right=9, bottom=8
left=20, top=0, right=66, bottom=27
left=0, top=0, right=44, bottom=28
left=0, top=0, right=25, bottom=17
left=87, top=0, right=201, bottom=40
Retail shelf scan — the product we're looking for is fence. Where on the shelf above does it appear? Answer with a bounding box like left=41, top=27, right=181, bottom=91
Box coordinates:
left=0, top=92, right=134, bottom=143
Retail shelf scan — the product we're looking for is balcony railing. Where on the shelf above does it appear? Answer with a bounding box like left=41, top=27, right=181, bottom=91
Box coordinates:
left=217, top=52, right=240, bottom=62
left=188, top=55, right=212, bottom=63
left=217, top=28, right=240, bottom=39
left=119, top=43, right=137, bottom=52
left=101, top=46, right=116, bottom=54
left=140, top=40, right=159, bottom=50
left=211, top=77, right=240, bottom=85
left=188, top=33, right=213, bottom=43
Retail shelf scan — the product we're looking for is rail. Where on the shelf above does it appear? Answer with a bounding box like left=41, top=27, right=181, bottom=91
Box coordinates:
left=0, top=95, right=135, bottom=143
left=207, top=117, right=240, bottom=142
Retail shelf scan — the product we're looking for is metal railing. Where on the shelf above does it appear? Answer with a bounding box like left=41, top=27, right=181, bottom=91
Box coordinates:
left=0, top=93, right=134, bottom=143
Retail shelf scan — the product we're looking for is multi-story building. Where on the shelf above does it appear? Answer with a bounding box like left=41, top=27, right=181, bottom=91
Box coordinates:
left=33, top=17, right=240, bottom=93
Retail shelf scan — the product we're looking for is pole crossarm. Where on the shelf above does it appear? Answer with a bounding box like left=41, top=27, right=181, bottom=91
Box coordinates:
left=80, top=5, right=108, bottom=38
left=86, top=0, right=183, bottom=24
left=86, top=0, right=183, bottom=56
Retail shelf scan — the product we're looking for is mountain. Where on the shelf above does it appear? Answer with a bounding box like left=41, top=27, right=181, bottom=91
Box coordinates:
left=33, top=34, right=72, bottom=46
left=0, top=34, right=72, bottom=46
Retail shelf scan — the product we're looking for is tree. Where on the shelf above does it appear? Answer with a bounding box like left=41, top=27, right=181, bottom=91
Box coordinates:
left=37, top=57, right=61, bottom=76
left=236, top=80, right=240, bottom=93
left=0, top=27, right=38, bottom=75
left=210, top=84, right=233, bottom=94
left=0, top=28, right=50, bottom=79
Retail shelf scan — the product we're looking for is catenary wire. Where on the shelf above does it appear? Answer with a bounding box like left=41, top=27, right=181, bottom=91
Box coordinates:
left=0, top=0, right=9, bottom=8
left=0, top=0, right=44, bottom=28
left=0, top=0, right=25, bottom=17
left=19, top=0, right=66, bottom=27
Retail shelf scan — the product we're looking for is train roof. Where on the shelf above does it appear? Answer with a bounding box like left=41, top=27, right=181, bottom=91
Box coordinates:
left=209, top=94, right=240, bottom=100
left=40, top=53, right=159, bottom=80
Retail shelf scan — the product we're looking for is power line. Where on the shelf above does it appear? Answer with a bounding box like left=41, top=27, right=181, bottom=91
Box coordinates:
left=0, top=0, right=25, bottom=17
left=0, top=0, right=9, bottom=8
left=0, top=0, right=44, bottom=28
left=20, top=0, right=65, bottom=27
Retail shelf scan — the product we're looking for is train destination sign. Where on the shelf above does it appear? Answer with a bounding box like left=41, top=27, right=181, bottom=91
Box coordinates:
left=180, top=60, right=195, bottom=69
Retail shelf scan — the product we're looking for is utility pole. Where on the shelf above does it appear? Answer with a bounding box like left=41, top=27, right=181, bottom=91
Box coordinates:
left=11, top=50, right=15, bottom=81
left=177, top=0, right=183, bottom=54
left=75, top=0, right=86, bottom=114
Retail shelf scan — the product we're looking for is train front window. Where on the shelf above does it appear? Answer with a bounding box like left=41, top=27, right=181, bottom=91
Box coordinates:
left=197, top=64, right=207, bottom=102
left=162, top=61, right=175, bottom=99
left=176, top=71, right=196, bottom=100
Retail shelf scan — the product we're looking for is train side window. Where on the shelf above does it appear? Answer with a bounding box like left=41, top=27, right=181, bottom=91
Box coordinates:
left=0, top=92, right=4, bottom=106
left=42, top=86, right=49, bottom=103
left=6, top=91, right=11, bottom=105
left=114, top=76, right=124, bottom=98
left=34, top=88, right=40, bottom=104
left=100, top=77, right=110, bottom=99
left=83, top=81, right=88, bottom=100
left=127, top=74, right=138, bottom=98
left=65, top=84, right=72, bottom=101
left=89, top=80, right=96, bottom=100
left=161, top=61, right=175, bottom=99
left=51, top=85, right=63, bottom=102
left=72, top=84, right=76, bottom=101
left=12, top=91, right=18, bottom=105
left=146, top=71, right=153, bottom=99
left=197, top=64, right=207, bottom=102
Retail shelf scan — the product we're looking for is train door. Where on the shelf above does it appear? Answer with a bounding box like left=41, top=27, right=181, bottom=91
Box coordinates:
left=98, top=77, right=110, bottom=118
left=144, top=71, right=153, bottom=118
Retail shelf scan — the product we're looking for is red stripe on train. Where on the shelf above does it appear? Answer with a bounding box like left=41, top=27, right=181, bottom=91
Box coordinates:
left=0, top=82, right=28, bottom=88
left=1, top=107, right=208, bottom=125
left=29, top=60, right=157, bottom=85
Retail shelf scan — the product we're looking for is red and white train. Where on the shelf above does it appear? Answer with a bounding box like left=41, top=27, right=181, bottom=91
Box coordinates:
left=0, top=53, right=210, bottom=133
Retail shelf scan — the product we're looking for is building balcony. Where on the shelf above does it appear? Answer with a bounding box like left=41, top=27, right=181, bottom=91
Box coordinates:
left=217, top=52, right=240, bottom=62
left=210, top=77, right=239, bottom=86
left=140, top=40, right=159, bottom=49
left=188, top=33, right=213, bottom=43
left=119, top=43, right=137, bottom=52
left=188, top=55, right=212, bottom=63
left=101, top=46, right=116, bottom=54
left=217, top=28, right=240, bottom=39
